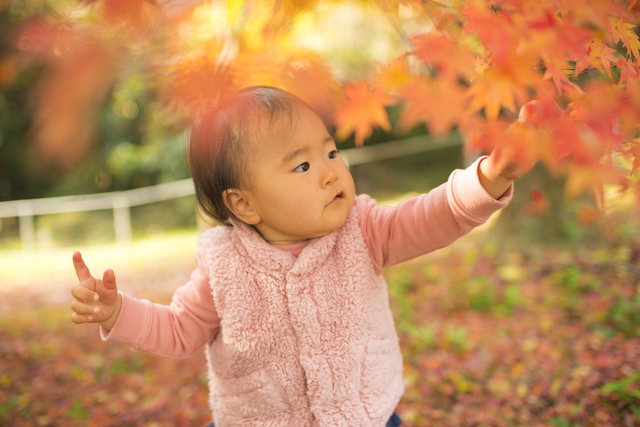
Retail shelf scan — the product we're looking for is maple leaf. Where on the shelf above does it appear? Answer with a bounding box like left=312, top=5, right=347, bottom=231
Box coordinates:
left=462, top=2, right=518, bottom=65
left=565, top=164, right=603, bottom=199
left=609, top=18, right=640, bottom=60
left=374, top=57, right=413, bottom=94
left=564, top=162, right=626, bottom=199
left=587, top=41, right=619, bottom=78
left=615, top=57, right=640, bottom=84
left=472, top=56, right=491, bottom=78
left=398, top=77, right=468, bottom=135
left=15, top=20, right=63, bottom=59
left=333, top=81, right=395, bottom=146
left=164, top=45, right=238, bottom=117
left=628, top=140, right=640, bottom=175
left=411, top=33, right=472, bottom=82
left=30, top=39, right=118, bottom=171
left=236, top=51, right=342, bottom=120
left=542, top=56, right=573, bottom=94
left=467, top=68, right=519, bottom=121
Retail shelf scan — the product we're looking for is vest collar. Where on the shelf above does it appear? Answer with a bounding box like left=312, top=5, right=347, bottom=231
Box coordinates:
left=228, top=209, right=356, bottom=276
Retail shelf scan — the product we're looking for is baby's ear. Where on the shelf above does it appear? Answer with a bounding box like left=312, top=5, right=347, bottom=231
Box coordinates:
left=223, top=189, right=261, bottom=225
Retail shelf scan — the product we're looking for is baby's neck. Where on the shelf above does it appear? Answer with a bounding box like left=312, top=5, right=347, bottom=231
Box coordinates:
left=268, top=239, right=308, bottom=245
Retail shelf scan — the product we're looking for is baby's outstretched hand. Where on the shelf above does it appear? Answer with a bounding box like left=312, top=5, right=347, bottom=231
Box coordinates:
left=479, top=101, right=545, bottom=199
left=70, top=251, right=121, bottom=329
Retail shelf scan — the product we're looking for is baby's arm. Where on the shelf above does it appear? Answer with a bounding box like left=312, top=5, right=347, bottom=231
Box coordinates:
left=70, top=249, right=220, bottom=358
left=357, top=105, right=540, bottom=272
left=356, top=158, right=510, bottom=273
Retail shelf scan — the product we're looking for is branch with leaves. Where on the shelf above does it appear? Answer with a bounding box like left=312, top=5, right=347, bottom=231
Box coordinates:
left=6, top=0, right=640, bottom=215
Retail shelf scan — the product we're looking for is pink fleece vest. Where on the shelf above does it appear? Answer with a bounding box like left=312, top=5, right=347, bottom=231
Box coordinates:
left=197, top=207, right=404, bottom=427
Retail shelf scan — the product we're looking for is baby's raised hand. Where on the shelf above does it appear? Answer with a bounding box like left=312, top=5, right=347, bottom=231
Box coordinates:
left=70, top=251, right=121, bottom=329
left=479, top=101, right=547, bottom=198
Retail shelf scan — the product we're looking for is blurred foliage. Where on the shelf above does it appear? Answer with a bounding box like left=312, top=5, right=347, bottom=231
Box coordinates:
left=0, top=0, right=638, bottom=254
left=0, top=0, right=407, bottom=203
left=0, top=1, right=193, bottom=202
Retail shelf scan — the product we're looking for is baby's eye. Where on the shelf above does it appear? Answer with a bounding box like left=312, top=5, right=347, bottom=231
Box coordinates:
left=293, top=162, right=310, bottom=172
left=328, top=150, right=340, bottom=159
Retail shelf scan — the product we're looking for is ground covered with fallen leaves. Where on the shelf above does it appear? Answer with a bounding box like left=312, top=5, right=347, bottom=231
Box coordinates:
left=1, top=242, right=639, bottom=426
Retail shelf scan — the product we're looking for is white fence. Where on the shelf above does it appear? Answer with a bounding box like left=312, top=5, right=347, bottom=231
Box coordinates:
left=0, top=134, right=462, bottom=251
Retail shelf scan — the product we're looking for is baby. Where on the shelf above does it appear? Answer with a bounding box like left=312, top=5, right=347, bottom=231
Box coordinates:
left=70, top=86, right=531, bottom=427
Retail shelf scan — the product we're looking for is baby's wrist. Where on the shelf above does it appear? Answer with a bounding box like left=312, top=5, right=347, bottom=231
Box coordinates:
left=478, top=157, right=513, bottom=199
left=99, top=293, right=122, bottom=331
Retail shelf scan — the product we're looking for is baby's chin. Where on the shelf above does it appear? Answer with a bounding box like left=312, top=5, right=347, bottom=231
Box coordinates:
left=307, top=215, right=351, bottom=239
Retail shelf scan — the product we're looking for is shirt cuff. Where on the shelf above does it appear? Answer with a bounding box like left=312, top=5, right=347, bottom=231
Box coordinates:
left=446, top=156, right=513, bottom=225
left=100, top=292, right=153, bottom=350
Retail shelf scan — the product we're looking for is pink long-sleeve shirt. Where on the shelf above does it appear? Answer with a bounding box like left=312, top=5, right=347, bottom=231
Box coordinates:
left=101, top=157, right=512, bottom=358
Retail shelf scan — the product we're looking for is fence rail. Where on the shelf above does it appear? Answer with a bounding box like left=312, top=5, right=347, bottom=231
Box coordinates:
left=0, top=134, right=462, bottom=251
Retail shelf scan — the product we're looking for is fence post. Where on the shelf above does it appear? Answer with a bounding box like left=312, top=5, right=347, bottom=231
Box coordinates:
left=17, top=201, right=36, bottom=252
left=113, top=194, right=132, bottom=247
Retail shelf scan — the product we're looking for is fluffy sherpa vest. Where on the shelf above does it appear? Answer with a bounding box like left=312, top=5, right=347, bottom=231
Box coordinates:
left=197, top=206, right=404, bottom=427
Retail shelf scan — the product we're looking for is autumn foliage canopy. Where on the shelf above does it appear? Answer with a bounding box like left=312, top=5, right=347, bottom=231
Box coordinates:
left=6, top=0, right=640, bottom=207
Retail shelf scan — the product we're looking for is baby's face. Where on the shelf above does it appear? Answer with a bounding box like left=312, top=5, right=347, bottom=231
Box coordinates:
left=242, top=106, right=356, bottom=244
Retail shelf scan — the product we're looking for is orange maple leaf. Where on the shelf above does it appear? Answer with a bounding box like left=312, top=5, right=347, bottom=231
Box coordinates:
left=411, top=33, right=472, bottom=82
left=467, top=68, right=518, bottom=121
left=609, top=18, right=640, bottom=60
left=233, top=49, right=342, bottom=119
left=576, top=41, right=618, bottom=78
left=398, top=77, right=467, bottom=135
left=628, top=140, right=640, bottom=175
left=31, top=39, right=118, bottom=171
left=374, top=57, right=413, bottom=94
left=164, top=46, right=238, bottom=117
left=333, top=82, right=394, bottom=146
left=542, top=56, right=573, bottom=94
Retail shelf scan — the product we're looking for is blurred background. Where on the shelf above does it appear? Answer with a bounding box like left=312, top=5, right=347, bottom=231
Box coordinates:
left=1, top=0, right=639, bottom=426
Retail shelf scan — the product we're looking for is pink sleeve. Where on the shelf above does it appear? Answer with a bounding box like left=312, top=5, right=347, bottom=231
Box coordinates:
left=100, top=247, right=220, bottom=359
left=356, top=157, right=513, bottom=275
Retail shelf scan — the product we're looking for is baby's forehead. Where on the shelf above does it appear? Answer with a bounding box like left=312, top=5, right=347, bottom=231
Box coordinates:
left=246, top=105, right=305, bottom=151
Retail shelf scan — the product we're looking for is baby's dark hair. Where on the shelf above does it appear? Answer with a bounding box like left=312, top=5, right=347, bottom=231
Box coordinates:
left=188, top=86, right=308, bottom=223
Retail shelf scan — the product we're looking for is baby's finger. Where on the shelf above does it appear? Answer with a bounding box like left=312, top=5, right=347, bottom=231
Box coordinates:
left=102, top=269, right=117, bottom=290
left=71, top=311, right=95, bottom=324
left=72, top=251, right=95, bottom=290
left=70, top=298, right=101, bottom=317
left=71, top=284, right=99, bottom=303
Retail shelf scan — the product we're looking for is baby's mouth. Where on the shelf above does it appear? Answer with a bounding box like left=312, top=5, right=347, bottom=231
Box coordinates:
left=331, top=191, right=344, bottom=203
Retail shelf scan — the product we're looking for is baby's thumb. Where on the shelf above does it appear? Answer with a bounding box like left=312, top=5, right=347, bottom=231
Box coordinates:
left=101, top=269, right=118, bottom=291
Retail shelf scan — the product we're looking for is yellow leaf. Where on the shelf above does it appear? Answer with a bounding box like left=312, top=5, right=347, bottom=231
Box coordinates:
left=375, top=58, right=412, bottom=94
left=467, top=68, right=517, bottom=121
left=610, top=19, right=640, bottom=60
left=588, top=41, right=619, bottom=78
